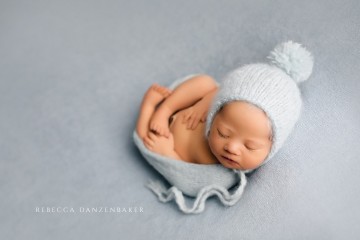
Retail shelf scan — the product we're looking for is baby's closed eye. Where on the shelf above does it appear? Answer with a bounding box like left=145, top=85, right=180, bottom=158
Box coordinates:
left=245, top=142, right=267, bottom=151
left=245, top=145, right=260, bottom=151
left=217, top=129, right=229, bottom=138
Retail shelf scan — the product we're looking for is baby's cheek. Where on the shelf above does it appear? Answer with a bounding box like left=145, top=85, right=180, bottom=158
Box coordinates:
left=258, top=151, right=270, bottom=165
left=243, top=152, right=266, bottom=169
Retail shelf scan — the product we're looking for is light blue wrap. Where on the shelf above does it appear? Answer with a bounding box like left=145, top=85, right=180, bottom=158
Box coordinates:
left=133, top=74, right=248, bottom=214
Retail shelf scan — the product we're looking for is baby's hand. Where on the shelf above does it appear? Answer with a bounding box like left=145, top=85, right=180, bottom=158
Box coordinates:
left=182, top=101, right=208, bottom=130
left=143, top=131, right=175, bottom=155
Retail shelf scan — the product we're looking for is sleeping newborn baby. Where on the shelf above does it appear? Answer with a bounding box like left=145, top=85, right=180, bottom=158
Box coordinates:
left=136, top=75, right=273, bottom=171
left=134, top=41, right=314, bottom=213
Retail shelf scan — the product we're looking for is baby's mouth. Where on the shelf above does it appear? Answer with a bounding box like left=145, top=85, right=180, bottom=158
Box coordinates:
left=221, top=155, right=237, bottom=163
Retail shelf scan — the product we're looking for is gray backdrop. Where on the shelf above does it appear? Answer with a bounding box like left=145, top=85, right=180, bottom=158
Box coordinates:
left=1, top=0, right=360, bottom=239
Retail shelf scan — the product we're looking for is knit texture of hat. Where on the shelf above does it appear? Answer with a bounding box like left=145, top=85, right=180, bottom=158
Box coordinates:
left=205, top=41, right=314, bottom=168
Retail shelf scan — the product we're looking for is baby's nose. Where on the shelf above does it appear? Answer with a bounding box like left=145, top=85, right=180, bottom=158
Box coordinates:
left=225, top=143, right=241, bottom=156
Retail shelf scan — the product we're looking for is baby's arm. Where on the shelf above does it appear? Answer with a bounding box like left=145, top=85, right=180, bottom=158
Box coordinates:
left=149, top=75, right=218, bottom=137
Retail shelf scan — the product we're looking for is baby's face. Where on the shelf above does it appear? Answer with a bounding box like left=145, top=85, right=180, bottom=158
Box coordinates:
left=208, top=101, right=272, bottom=170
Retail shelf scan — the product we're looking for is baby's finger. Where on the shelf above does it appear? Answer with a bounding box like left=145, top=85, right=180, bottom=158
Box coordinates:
left=149, top=124, right=157, bottom=133
left=191, top=117, right=199, bottom=129
left=155, top=126, right=161, bottom=134
left=144, top=142, right=152, bottom=150
left=192, top=119, right=199, bottom=130
left=158, top=128, right=167, bottom=138
left=157, top=128, right=164, bottom=137
left=182, top=113, right=190, bottom=124
left=186, top=117, right=192, bottom=129
left=143, top=137, right=154, bottom=149
left=146, top=134, right=156, bottom=143
left=147, top=131, right=158, bottom=140
left=187, top=116, right=196, bottom=129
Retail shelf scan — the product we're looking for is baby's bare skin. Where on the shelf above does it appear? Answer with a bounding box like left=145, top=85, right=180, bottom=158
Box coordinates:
left=136, top=75, right=272, bottom=170
left=149, top=75, right=218, bottom=138
left=137, top=75, right=219, bottom=161
left=136, top=84, right=172, bottom=140
left=136, top=83, right=219, bottom=164
left=168, top=108, right=220, bottom=164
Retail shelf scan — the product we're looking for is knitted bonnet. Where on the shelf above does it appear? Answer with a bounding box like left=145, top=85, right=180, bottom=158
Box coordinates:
left=205, top=41, right=314, bottom=169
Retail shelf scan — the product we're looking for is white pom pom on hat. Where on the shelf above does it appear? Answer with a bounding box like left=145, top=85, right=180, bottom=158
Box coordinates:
left=268, top=41, right=314, bottom=83
left=205, top=41, right=314, bottom=170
